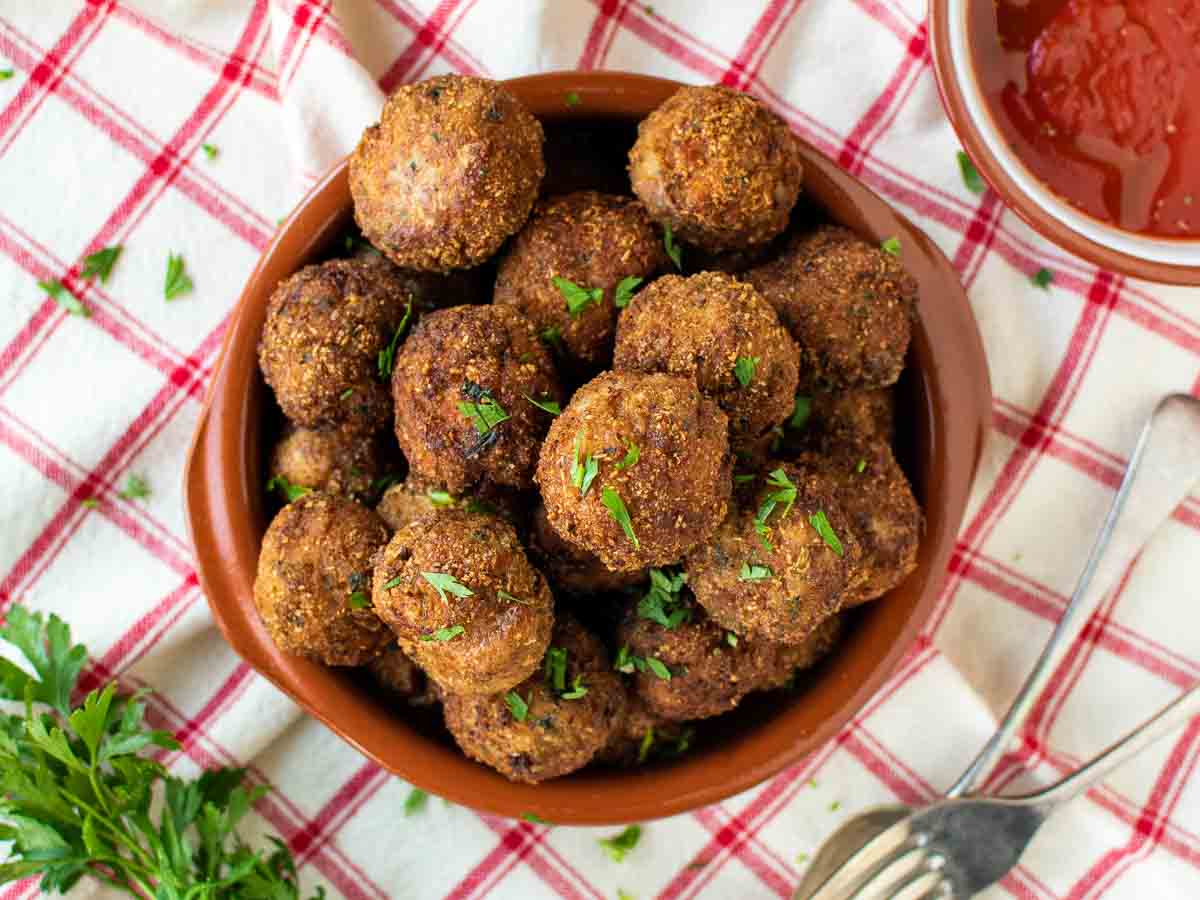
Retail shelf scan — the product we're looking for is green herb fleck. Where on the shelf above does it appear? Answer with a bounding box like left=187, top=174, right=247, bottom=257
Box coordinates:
left=571, top=432, right=600, bottom=497
left=339, top=387, right=354, bottom=400
left=614, top=645, right=644, bottom=674
left=266, top=474, right=310, bottom=502
left=0, top=69, right=13, bottom=80
left=725, top=631, right=738, bottom=648
left=734, top=355, right=759, bottom=388
left=201, top=143, right=219, bottom=160
left=614, top=275, right=643, bottom=309
left=855, top=458, right=867, bottom=474
left=808, top=509, right=844, bottom=557
left=524, top=393, right=561, bottom=416
left=880, top=236, right=901, bottom=257
left=544, top=647, right=568, bottom=692
left=739, top=562, right=772, bottom=582
left=377, top=300, right=413, bottom=378
left=757, top=468, right=798, bottom=525
left=553, top=276, right=604, bottom=318
left=734, top=473, right=756, bottom=484
left=80, top=497, right=100, bottom=509
left=419, top=624, right=465, bottom=642
left=796, top=852, right=809, bottom=864
left=118, top=474, right=150, bottom=501
left=615, top=440, right=640, bottom=471
left=601, top=487, right=638, bottom=548
left=164, top=252, right=193, bottom=300
left=505, top=691, right=529, bottom=721
left=539, top=324, right=564, bottom=353
left=347, top=591, right=370, bottom=610
left=788, top=395, right=811, bottom=430
left=81, top=245, right=122, bottom=283
left=619, top=890, right=636, bottom=900
left=405, top=788, right=428, bottom=816
left=39, top=279, right=90, bottom=317
left=561, top=674, right=588, bottom=700
left=522, top=812, right=550, bottom=825
left=498, top=589, right=532, bottom=606
left=829, top=800, right=841, bottom=812
left=383, top=574, right=404, bottom=590
left=662, top=222, right=683, bottom=270
left=957, top=150, right=985, bottom=194
left=637, top=728, right=655, bottom=764
left=428, top=489, right=455, bottom=507
left=1032, top=267, right=1054, bottom=289
left=458, top=382, right=510, bottom=435
left=645, top=657, right=671, bottom=681
left=421, top=572, right=474, bottom=602
left=565, top=90, right=581, bottom=107
left=598, top=825, right=641, bottom=863
left=638, top=568, right=690, bottom=629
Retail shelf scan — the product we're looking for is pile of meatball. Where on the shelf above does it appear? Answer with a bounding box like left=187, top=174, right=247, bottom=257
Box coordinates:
left=253, top=75, right=922, bottom=784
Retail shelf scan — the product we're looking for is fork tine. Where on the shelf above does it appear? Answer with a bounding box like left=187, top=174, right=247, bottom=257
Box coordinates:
left=845, top=847, right=930, bottom=900
left=880, top=862, right=946, bottom=900
left=806, top=824, right=919, bottom=899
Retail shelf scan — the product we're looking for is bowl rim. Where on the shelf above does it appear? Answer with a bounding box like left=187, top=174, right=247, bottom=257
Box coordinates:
left=929, top=0, right=1200, bottom=287
left=184, top=70, right=993, bottom=824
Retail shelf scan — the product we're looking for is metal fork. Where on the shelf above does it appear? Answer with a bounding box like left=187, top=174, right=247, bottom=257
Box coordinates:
left=797, top=393, right=1200, bottom=898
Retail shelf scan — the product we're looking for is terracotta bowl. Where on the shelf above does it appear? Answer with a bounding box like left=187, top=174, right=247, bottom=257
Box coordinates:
left=184, top=71, right=991, bottom=825
left=929, top=0, right=1200, bottom=286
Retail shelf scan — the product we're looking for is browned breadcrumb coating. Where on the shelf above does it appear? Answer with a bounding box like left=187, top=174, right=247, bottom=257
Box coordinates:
left=629, top=85, right=803, bottom=252
left=744, top=225, right=916, bottom=390
left=258, top=258, right=415, bottom=432
left=494, top=191, right=667, bottom=371
left=686, top=241, right=776, bottom=275
left=807, top=388, right=896, bottom=446
left=442, top=616, right=627, bottom=783
left=797, top=439, right=920, bottom=607
left=758, top=613, right=844, bottom=690
left=528, top=503, right=645, bottom=595
left=349, top=241, right=490, bottom=313
left=350, top=75, right=545, bottom=271
left=686, top=461, right=862, bottom=645
left=391, top=305, right=563, bottom=493
left=375, top=476, right=526, bottom=533
left=595, top=693, right=691, bottom=767
left=268, top=424, right=394, bottom=501
left=253, top=492, right=392, bottom=666
left=371, top=509, right=553, bottom=695
left=536, top=372, right=732, bottom=572
left=613, top=271, right=800, bottom=443
left=365, top=644, right=442, bottom=706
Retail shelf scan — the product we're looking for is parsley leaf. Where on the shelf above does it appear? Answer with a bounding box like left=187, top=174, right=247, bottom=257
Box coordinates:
left=117, top=474, right=150, bottom=501
left=201, top=143, right=219, bottom=160
left=505, top=691, right=529, bottom=721
left=601, top=487, right=638, bottom=548
left=428, top=489, right=455, bottom=507
left=539, top=325, right=564, bottom=354
left=662, top=222, right=683, bottom=270
left=81, top=245, right=122, bottom=283
left=383, top=574, right=404, bottom=589
left=340, top=387, right=354, bottom=400
left=739, top=562, right=773, bottom=582
left=522, top=812, right=551, bottom=825
left=404, top=788, right=428, bottom=816
left=164, top=252, right=193, bottom=300
left=598, top=825, right=642, bottom=863
left=788, top=395, right=811, bottom=430
left=458, top=382, right=510, bottom=435
left=266, top=474, right=310, bottom=502
left=498, top=588, right=532, bottom=606
left=734, top=473, right=757, bottom=484
left=524, top=393, right=561, bottom=415
left=419, top=625, right=465, bottom=642
left=614, top=275, right=643, bottom=309
left=39, top=279, right=90, bottom=317
left=571, top=433, right=600, bottom=496
left=614, top=645, right=644, bottom=674
left=855, top=458, right=867, bottom=474
left=1032, top=267, right=1054, bottom=289
left=880, top=237, right=901, bottom=257
left=561, top=675, right=588, bottom=700
left=637, top=728, right=655, bottom=764
left=553, top=276, right=604, bottom=318
left=808, top=509, right=845, bottom=557
left=957, top=150, right=985, bottom=195
left=421, top=572, right=474, bottom=603
left=725, top=631, right=738, bottom=648
left=377, top=300, right=413, bottom=378
left=734, top=355, right=759, bottom=388
left=757, top=468, right=798, bottom=525
left=637, top=568, right=690, bottom=629
left=347, top=591, right=370, bottom=609
left=565, top=90, right=581, bottom=107
left=80, top=497, right=101, bottom=509
left=615, top=440, right=640, bottom=471
left=645, top=657, right=671, bottom=680
left=0, top=69, right=12, bottom=80
left=544, top=647, right=568, bottom=692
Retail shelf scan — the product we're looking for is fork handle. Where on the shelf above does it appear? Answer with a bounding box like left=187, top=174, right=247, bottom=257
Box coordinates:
left=1026, top=681, right=1200, bottom=809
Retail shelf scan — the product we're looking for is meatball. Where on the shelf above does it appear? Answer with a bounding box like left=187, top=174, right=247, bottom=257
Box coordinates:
left=529, top=503, right=644, bottom=596
left=268, top=424, right=395, bottom=501
left=493, top=191, right=667, bottom=371
left=799, top=440, right=921, bottom=607
left=258, top=257, right=414, bottom=433
left=252, top=493, right=392, bottom=666
left=612, top=271, right=799, bottom=444
left=350, top=75, right=544, bottom=271
left=391, top=305, right=563, bottom=493
left=371, top=509, right=553, bottom=694
left=744, top=225, right=916, bottom=390
left=375, top=477, right=526, bottom=533
left=536, top=372, right=732, bottom=572
left=366, top=644, right=440, bottom=706
left=596, top=693, right=692, bottom=767
left=686, top=461, right=862, bottom=644
left=442, top=616, right=627, bottom=783
left=761, top=614, right=844, bottom=690
left=807, top=388, right=896, bottom=446
left=628, top=84, right=803, bottom=252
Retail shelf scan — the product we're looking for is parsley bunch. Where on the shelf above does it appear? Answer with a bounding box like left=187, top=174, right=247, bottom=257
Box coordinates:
left=0, top=607, right=323, bottom=899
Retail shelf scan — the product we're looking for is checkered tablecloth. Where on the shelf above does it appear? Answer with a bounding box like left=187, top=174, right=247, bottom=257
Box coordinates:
left=2, top=2, right=1199, bottom=898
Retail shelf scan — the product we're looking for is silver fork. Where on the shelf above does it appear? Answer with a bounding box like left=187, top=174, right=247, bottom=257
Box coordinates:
left=797, top=392, right=1200, bottom=898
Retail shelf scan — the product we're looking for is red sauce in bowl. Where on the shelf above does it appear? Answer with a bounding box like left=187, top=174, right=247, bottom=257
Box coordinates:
left=970, top=0, right=1200, bottom=237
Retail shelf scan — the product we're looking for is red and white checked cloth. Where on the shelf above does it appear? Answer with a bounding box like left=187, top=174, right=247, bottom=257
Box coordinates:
left=2, top=2, right=1199, bottom=898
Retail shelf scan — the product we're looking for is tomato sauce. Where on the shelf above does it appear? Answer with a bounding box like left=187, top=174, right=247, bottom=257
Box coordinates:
left=969, top=0, right=1200, bottom=237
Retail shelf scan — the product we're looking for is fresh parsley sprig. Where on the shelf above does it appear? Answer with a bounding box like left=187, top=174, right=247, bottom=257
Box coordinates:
left=637, top=568, right=690, bottom=629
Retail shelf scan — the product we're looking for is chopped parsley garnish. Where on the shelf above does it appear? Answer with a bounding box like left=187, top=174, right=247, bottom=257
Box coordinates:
left=539, top=324, right=564, bottom=353
left=734, top=355, right=759, bottom=388
left=618, top=891, right=635, bottom=900
left=347, top=591, right=370, bottom=610
left=734, top=473, right=757, bottom=484
left=419, top=625, right=465, bottom=642
left=957, top=150, right=985, bottom=195
left=571, top=433, right=600, bottom=496
left=739, top=562, right=772, bottom=582
left=383, top=575, right=404, bottom=589
left=662, top=221, right=683, bottom=270
left=404, top=788, right=428, bottom=816
left=377, top=300, right=413, bottom=378
left=266, top=474, right=310, bottom=502
left=118, top=474, right=150, bottom=501
left=522, top=812, right=550, bottom=825
left=645, top=657, right=671, bottom=680
left=464, top=497, right=499, bottom=515
left=829, top=800, right=841, bottom=812
left=1032, top=267, right=1054, bottom=289
left=757, top=468, right=798, bottom=524
left=672, top=727, right=694, bottom=754
left=615, top=440, right=640, bottom=470
left=458, top=381, right=510, bottom=435
left=80, top=497, right=100, bottom=509
left=561, top=675, right=588, bottom=700
left=421, top=572, right=474, bottom=602
left=614, top=275, right=643, bottom=309
left=544, top=647, right=568, bottom=692
left=81, top=245, right=122, bottom=283
left=505, top=691, right=529, bottom=721
left=613, top=647, right=668, bottom=679
left=553, top=276, right=604, bottom=318
left=880, top=237, right=901, bottom=257
left=855, top=458, right=867, bottom=474
left=809, top=509, right=845, bottom=557
left=524, top=393, right=561, bottom=415
left=39, top=279, right=89, bottom=317
left=637, top=728, right=655, bottom=764
left=725, top=631, right=738, bottom=648
left=370, top=474, right=401, bottom=497
left=601, top=487, right=638, bottom=548
left=201, top=143, right=219, bottom=160
left=428, top=489, right=455, bottom=507
left=164, top=252, right=193, bottom=301
left=754, top=519, right=774, bottom=552
left=598, top=825, right=642, bottom=863
left=0, top=69, right=12, bottom=80
left=788, top=395, right=812, bottom=430
left=498, top=588, right=532, bottom=606
left=565, top=90, right=581, bottom=107
left=637, top=568, right=690, bottom=629
left=339, top=387, right=354, bottom=400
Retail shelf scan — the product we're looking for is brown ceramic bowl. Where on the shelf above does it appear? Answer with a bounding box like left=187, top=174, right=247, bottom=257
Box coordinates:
left=929, top=0, right=1200, bottom=286
left=184, top=72, right=991, bottom=825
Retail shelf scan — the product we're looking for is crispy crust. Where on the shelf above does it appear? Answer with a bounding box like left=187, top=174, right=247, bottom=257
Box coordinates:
left=374, top=476, right=526, bottom=534
left=528, top=503, right=645, bottom=595
left=269, top=424, right=395, bottom=501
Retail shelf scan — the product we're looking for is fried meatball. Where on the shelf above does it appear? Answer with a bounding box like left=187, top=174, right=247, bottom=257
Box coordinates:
left=529, top=503, right=644, bottom=595
left=493, top=191, right=667, bottom=371
left=253, top=493, right=392, bottom=666
left=375, top=476, right=526, bottom=533
left=258, top=258, right=414, bottom=432
left=613, top=271, right=799, bottom=444
left=350, top=75, right=544, bottom=271
left=366, top=644, right=441, bottom=706
left=596, top=693, right=691, bottom=767
left=757, top=613, right=844, bottom=690
left=391, top=305, right=562, bottom=493
left=628, top=85, right=803, bottom=252
left=807, top=388, right=896, bottom=446
left=442, top=616, right=627, bottom=783
left=536, top=372, right=732, bottom=572
left=744, top=226, right=916, bottom=390
left=268, top=424, right=394, bottom=501
left=371, top=509, right=553, bottom=694
left=799, top=440, right=921, bottom=607
left=686, top=461, right=862, bottom=644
